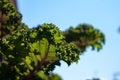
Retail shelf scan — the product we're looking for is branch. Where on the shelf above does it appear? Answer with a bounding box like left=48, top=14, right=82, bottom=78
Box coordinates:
left=74, top=39, right=100, bottom=47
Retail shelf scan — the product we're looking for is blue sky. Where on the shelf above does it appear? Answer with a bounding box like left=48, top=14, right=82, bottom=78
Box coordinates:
left=18, top=0, right=120, bottom=80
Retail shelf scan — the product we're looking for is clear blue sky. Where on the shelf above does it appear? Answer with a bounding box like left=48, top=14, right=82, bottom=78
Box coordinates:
left=18, top=0, right=120, bottom=80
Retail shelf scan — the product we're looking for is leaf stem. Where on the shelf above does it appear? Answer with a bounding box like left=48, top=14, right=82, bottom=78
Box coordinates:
left=21, top=43, right=50, bottom=80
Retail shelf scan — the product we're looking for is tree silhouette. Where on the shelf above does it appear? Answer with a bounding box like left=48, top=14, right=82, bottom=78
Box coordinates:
left=0, top=0, right=105, bottom=80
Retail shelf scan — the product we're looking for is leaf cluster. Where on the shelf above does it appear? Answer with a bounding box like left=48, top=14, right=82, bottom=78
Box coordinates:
left=0, top=0, right=27, bottom=38
left=63, top=24, right=105, bottom=52
left=0, top=0, right=105, bottom=80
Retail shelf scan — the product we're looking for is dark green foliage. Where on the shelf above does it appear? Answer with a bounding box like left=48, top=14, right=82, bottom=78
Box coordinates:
left=63, top=24, right=105, bottom=52
left=0, top=0, right=27, bottom=38
left=0, top=0, right=105, bottom=80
